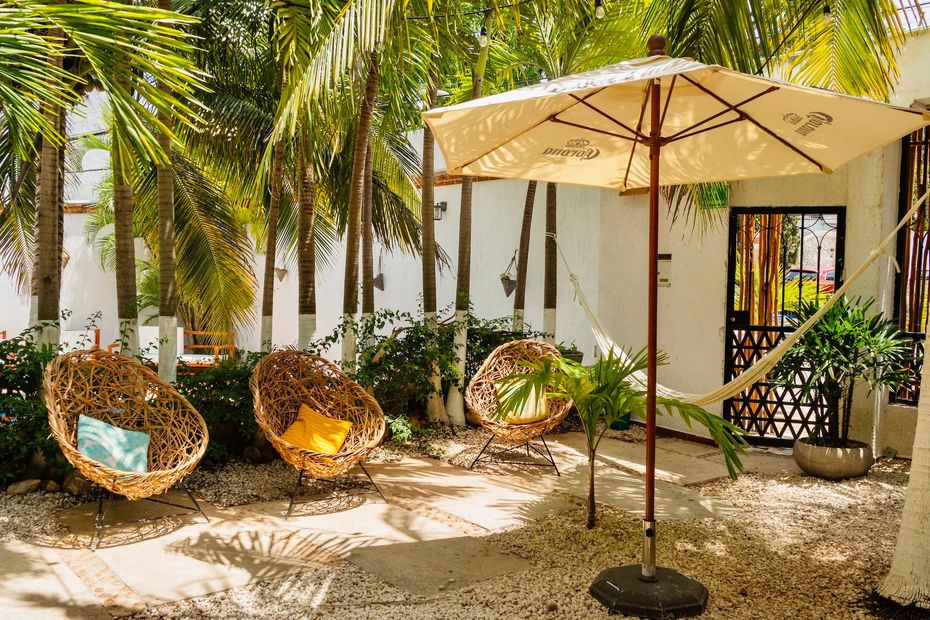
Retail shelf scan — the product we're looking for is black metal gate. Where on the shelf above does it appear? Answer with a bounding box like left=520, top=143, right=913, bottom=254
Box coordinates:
left=723, top=206, right=846, bottom=446
left=892, top=128, right=930, bottom=406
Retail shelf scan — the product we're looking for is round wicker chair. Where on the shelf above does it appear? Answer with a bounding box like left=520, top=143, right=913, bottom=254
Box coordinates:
left=45, top=349, right=209, bottom=501
left=465, top=339, right=572, bottom=474
left=44, top=349, right=209, bottom=548
left=250, top=350, right=386, bottom=515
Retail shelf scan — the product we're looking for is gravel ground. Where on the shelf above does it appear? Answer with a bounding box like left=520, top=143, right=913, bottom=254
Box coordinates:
left=136, top=456, right=926, bottom=619
left=4, top=432, right=926, bottom=619
left=0, top=491, right=80, bottom=542
left=129, top=458, right=928, bottom=619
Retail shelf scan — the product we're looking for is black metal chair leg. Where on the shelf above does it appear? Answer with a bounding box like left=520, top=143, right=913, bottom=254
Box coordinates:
left=285, top=470, right=304, bottom=519
left=357, top=463, right=386, bottom=503
left=182, top=483, right=210, bottom=523
left=91, top=491, right=112, bottom=552
left=540, top=435, right=560, bottom=476
left=469, top=434, right=495, bottom=469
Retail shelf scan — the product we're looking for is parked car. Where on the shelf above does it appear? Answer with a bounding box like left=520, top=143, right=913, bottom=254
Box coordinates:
left=784, top=267, right=835, bottom=293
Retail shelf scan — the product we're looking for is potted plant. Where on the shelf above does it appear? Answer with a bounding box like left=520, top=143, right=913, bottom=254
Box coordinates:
left=770, top=297, right=910, bottom=479
left=557, top=341, right=584, bottom=364
left=499, top=271, right=517, bottom=297
left=495, top=349, right=746, bottom=528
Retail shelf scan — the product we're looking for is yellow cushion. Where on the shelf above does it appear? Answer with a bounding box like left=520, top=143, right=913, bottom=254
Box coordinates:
left=280, top=404, right=352, bottom=454
left=498, top=384, right=550, bottom=425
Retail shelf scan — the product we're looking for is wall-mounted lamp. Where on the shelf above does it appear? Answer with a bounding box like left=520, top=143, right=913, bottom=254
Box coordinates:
left=373, top=273, right=385, bottom=291
left=434, top=201, right=448, bottom=221
left=274, top=267, right=288, bottom=281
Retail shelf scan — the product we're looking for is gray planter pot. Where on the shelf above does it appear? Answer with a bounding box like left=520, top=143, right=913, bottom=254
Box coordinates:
left=793, top=437, right=873, bottom=480
left=562, top=351, right=584, bottom=364
left=500, top=277, right=517, bottom=297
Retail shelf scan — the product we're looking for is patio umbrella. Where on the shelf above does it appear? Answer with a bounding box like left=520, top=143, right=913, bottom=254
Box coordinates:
left=423, top=34, right=930, bottom=618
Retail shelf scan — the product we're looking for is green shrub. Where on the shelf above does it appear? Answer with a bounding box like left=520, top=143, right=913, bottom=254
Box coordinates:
left=0, top=332, right=63, bottom=485
left=174, top=353, right=265, bottom=464
left=307, top=307, right=546, bottom=436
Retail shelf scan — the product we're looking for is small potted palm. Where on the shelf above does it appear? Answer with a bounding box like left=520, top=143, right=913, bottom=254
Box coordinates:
left=495, top=349, right=746, bottom=528
left=770, top=297, right=910, bottom=479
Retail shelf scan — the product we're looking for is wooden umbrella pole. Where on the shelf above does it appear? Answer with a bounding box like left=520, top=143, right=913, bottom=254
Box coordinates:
left=643, top=34, right=666, bottom=582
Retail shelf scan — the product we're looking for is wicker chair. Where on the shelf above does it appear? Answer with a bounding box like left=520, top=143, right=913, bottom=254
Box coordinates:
left=250, top=350, right=386, bottom=517
left=465, top=339, right=572, bottom=474
left=44, top=349, right=209, bottom=549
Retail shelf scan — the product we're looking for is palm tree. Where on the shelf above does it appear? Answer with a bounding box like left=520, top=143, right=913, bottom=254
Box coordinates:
left=446, top=9, right=494, bottom=426
left=111, top=120, right=139, bottom=355
left=156, top=0, right=179, bottom=379
left=260, top=140, right=285, bottom=352
left=0, top=0, right=203, bottom=350
left=543, top=182, right=557, bottom=341
left=361, top=143, right=375, bottom=319
left=341, top=51, right=380, bottom=370
left=878, top=360, right=930, bottom=608
left=497, top=348, right=745, bottom=528
left=513, top=180, right=537, bottom=332
left=85, top=143, right=259, bottom=338
left=297, top=135, right=317, bottom=349
left=34, top=46, right=63, bottom=347
left=420, top=77, right=449, bottom=424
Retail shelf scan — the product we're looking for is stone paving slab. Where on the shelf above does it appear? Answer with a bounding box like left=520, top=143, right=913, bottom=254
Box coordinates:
left=706, top=449, right=802, bottom=477
left=241, top=495, right=464, bottom=557
left=656, top=436, right=722, bottom=458
left=57, top=489, right=205, bottom=546
left=348, top=536, right=531, bottom=597
left=90, top=515, right=321, bottom=604
left=0, top=540, right=109, bottom=619
left=366, top=458, right=578, bottom=532
left=505, top=460, right=737, bottom=520
left=547, top=432, right=730, bottom=485
left=55, top=492, right=465, bottom=607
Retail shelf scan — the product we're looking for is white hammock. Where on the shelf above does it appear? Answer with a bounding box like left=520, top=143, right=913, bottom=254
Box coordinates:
left=557, top=190, right=930, bottom=407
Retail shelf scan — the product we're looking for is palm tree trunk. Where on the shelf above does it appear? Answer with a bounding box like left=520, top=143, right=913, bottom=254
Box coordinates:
left=297, top=141, right=317, bottom=349
left=513, top=180, right=537, bottom=332
left=587, top=450, right=596, bottom=529
left=446, top=13, right=492, bottom=426
left=112, top=125, right=139, bottom=356
left=341, top=52, right=380, bottom=370
left=878, top=330, right=930, bottom=608
left=543, top=182, right=557, bottom=342
left=361, top=143, right=375, bottom=317
left=260, top=141, right=285, bottom=352
left=56, top=106, right=65, bottom=313
left=157, top=0, right=178, bottom=381
left=421, top=77, right=449, bottom=424
left=34, top=37, right=64, bottom=347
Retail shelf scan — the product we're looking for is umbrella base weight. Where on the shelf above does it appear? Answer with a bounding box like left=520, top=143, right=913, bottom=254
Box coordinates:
left=589, top=565, right=708, bottom=618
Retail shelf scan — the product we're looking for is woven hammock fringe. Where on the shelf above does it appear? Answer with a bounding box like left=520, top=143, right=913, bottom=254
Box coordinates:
left=557, top=189, right=930, bottom=407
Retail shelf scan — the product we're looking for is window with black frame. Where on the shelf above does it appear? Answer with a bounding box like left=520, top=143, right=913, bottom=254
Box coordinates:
left=893, top=127, right=930, bottom=406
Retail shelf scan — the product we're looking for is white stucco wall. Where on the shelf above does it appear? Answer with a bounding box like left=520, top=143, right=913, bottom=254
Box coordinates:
left=237, top=169, right=600, bottom=362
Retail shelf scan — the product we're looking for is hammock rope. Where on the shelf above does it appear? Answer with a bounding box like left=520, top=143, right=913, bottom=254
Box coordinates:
left=554, top=189, right=930, bottom=406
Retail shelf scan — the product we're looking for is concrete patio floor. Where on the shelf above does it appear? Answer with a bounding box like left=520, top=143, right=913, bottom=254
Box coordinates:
left=0, top=432, right=796, bottom=618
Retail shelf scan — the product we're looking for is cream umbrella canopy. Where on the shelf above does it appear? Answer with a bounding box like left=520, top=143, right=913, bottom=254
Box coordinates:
left=425, top=46, right=928, bottom=190
left=423, top=35, right=930, bottom=617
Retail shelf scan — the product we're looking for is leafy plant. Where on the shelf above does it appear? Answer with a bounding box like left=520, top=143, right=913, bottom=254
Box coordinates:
left=496, top=349, right=746, bottom=529
left=304, top=307, right=547, bottom=436
left=0, top=330, right=64, bottom=485
left=770, top=297, right=911, bottom=446
left=174, top=353, right=265, bottom=463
